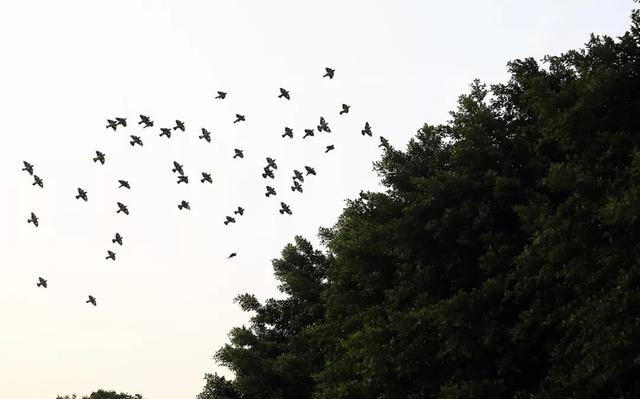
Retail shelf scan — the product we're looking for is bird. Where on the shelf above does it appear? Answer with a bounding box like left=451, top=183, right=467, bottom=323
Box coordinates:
left=115, top=117, right=127, bottom=127
left=279, top=202, right=292, bottom=215
left=106, top=250, right=116, bottom=261
left=33, top=175, right=44, bottom=188
left=317, top=117, right=331, bottom=133
left=361, top=122, right=372, bottom=136
left=233, top=149, right=244, bottom=159
left=138, top=115, right=153, bottom=128
left=106, top=119, right=118, bottom=131
left=116, top=202, right=129, bottom=215
left=293, top=170, right=304, bottom=182
left=75, top=188, right=88, bottom=201
left=325, top=145, right=335, bottom=153
left=323, top=67, right=335, bottom=79
left=178, top=200, right=191, bottom=210
left=130, top=135, right=143, bottom=147
left=173, top=120, right=185, bottom=131
left=86, top=295, right=97, bottom=306
left=278, top=88, right=290, bottom=100
left=304, top=166, right=316, bottom=176
left=303, top=129, right=315, bottom=139
left=234, top=207, right=245, bottom=216
left=199, top=128, right=212, bottom=143
left=93, top=151, right=106, bottom=165
left=37, top=277, right=47, bottom=288
left=266, top=157, right=277, bottom=170
left=172, top=161, right=184, bottom=175
left=177, top=175, right=189, bottom=184
left=233, top=114, right=245, bottom=124
left=112, top=233, right=123, bottom=246
left=159, top=128, right=172, bottom=138
left=262, top=167, right=275, bottom=179
left=379, top=136, right=389, bottom=148
left=291, top=181, right=303, bottom=193
left=118, top=180, right=130, bottom=189
left=282, top=127, right=293, bottom=139
left=228, top=252, right=237, bottom=259
left=224, top=216, right=236, bottom=225
left=27, top=212, right=39, bottom=227
left=22, top=161, right=34, bottom=175
left=339, top=104, right=350, bottom=115
left=201, top=172, right=212, bottom=184
left=215, top=91, right=227, bottom=99
left=265, top=186, right=276, bottom=197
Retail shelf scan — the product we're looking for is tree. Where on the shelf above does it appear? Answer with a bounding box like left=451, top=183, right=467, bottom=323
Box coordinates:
left=56, top=390, right=143, bottom=399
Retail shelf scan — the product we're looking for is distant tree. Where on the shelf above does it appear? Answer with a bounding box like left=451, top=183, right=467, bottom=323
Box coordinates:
left=201, top=9, right=640, bottom=398
left=56, top=390, right=143, bottom=399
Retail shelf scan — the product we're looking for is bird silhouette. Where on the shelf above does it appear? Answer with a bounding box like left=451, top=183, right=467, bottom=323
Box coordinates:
left=118, top=180, right=130, bottom=189
left=379, top=136, right=389, bottom=148
left=215, top=91, right=227, bottom=99
left=265, top=186, right=276, bottom=197
left=303, top=129, right=315, bottom=139
left=112, top=233, right=123, bottom=246
left=75, top=188, right=88, bottom=201
left=172, top=161, right=184, bottom=175
left=291, top=181, right=303, bottom=193
left=325, top=145, right=335, bottom=153
left=106, top=250, right=116, bottom=261
left=173, top=120, right=185, bottom=131
left=27, top=212, right=38, bottom=227
left=233, top=149, right=244, bottom=159
left=130, top=135, right=143, bottom=147
left=33, top=175, right=44, bottom=188
left=93, top=151, right=106, bottom=165
left=234, top=207, right=245, bottom=216
left=199, top=128, right=212, bottom=143
left=228, top=252, right=237, bottom=259
left=266, top=157, right=277, bottom=169
left=282, top=127, right=293, bottom=138
left=138, top=115, right=153, bottom=128
left=116, top=202, right=129, bottom=215
left=201, top=172, right=212, bottom=184
left=339, top=104, right=350, bottom=115
left=323, top=67, right=335, bottom=79
left=86, top=295, right=97, bottom=306
left=292, top=170, right=304, bottom=182
left=262, top=167, right=275, bottom=179
left=278, top=88, right=290, bottom=100
left=159, top=128, right=172, bottom=138
left=106, top=119, right=118, bottom=131
left=279, top=202, right=292, bottom=215
left=224, top=216, right=236, bottom=225
left=234, top=114, right=246, bottom=124
left=22, top=161, right=34, bottom=175
left=115, top=117, right=127, bottom=127
left=304, top=166, right=316, bottom=176
left=178, top=200, right=190, bottom=210
left=177, top=175, right=189, bottom=184
left=317, top=117, right=331, bottom=133
left=37, top=277, right=47, bottom=288
left=361, top=122, right=372, bottom=137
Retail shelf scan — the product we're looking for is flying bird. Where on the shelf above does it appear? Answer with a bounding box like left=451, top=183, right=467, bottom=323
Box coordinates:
left=130, top=135, right=143, bottom=147
left=379, top=136, right=389, bottom=148
left=303, top=129, right=315, bottom=139
left=215, top=91, right=227, bottom=99
left=27, top=212, right=39, bottom=227
left=317, top=117, right=331, bottom=133
left=199, top=128, right=212, bottom=143
left=178, top=200, right=191, bottom=210
left=325, top=145, right=335, bottom=153
left=106, top=250, right=116, bottom=261
left=361, top=122, right=372, bottom=137
left=291, top=181, right=303, bottom=193
left=233, top=114, right=246, bottom=124
left=177, top=175, right=189, bottom=184
left=173, top=120, right=185, bottom=131
left=266, top=157, right=277, bottom=170
left=116, top=202, right=129, bottom=215
left=224, top=216, right=236, bottom=225
left=339, top=104, right=350, bottom=115
left=233, top=149, right=244, bottom=159
left=292, top=170, right=304, bottom=182
left=234, top=207, right=245, bottom=216
left=278, top=88, right=290, bottom=100
left=265, top=186, right=276, bottom=197
left=22, top=161, right=34, bottom=175
left=118, top=180, right=130, bottom=189
left=305, top=166, right=316, bottom=176
left=138, top=115, right=154, bottom=128
left=106, top=119, right=118, bottom=131
left=159, top=128, right=172, bottom=138
left=115, top=117, right=127, bottom=127
left=112, top=233, right=123, bottom=246
left=93, top=151, right=106, bottom=165
left=86, top=295, right=97, bottom=306
left=323, top=67, right=335, bottom=79
left=172, top=161, right=184, bottom=175
left=201, top=172, right=212, bottom=184
left=282, top=127, right=293, bottom=139
left=262, top=167, right=275, bottom=179
left=33, top=175, right=44, bottom=188
left=37, top=277, right=47, bottom=288
left=279, top=202, right=292, bottom=215
left=75, top=188, right=88, bottom=202
left=228, top=252, right=237, bottom=259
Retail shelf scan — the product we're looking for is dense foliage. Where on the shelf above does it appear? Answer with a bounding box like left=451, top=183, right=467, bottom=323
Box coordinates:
left=56, top=390, right=143, bottom=399
left=200, top=10, right=640, bottom=398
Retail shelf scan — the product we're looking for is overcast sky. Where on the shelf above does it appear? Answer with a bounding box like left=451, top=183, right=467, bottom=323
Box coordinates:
left=0, top=1, right=636, bottom=398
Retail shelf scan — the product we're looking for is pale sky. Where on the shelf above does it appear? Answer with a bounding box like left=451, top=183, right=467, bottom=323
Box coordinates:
left=0, top=1, right=635, bottom=398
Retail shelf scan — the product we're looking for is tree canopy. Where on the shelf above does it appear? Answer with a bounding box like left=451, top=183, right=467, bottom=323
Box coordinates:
left=200, top=9, right=640, bottom=399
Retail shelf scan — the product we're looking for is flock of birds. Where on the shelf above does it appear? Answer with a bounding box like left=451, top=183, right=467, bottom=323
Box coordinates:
left=22, top=67, right=389, bottom=307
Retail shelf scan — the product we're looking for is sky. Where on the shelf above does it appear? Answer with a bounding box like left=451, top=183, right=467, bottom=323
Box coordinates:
left=0, top=1, right=636, bottom=398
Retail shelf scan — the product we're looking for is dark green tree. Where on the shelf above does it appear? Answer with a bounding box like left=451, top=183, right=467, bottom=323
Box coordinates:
left=56, top=390, right=143, bottom=399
